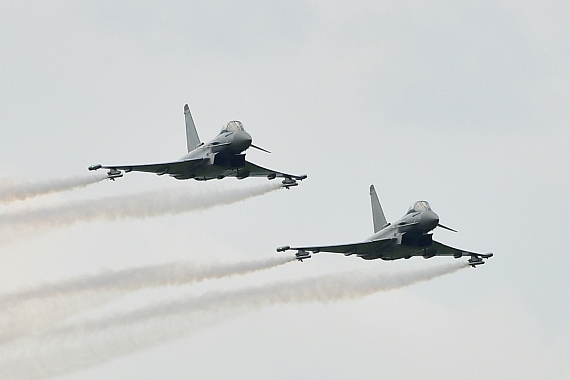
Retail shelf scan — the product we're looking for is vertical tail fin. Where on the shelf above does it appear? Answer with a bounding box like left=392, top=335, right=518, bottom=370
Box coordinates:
left=370, top=185, right=388, bottom=233
left=184, top=104, right=201, bottom=152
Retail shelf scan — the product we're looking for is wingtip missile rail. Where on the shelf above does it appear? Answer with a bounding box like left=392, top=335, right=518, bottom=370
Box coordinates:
left=106, top=169, right=123, bottom=181
left=281, top=178, right=298, bottom=189
left=467, top=253, right=493, bottom=268
left=295, top=250, right=311, bottom=262
left=276, top=246, right=311, bottom=262
left=281, top=175, right=307, bottom=189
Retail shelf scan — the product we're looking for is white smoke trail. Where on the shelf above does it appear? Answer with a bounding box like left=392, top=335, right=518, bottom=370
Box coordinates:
left=0, top=181, right=282, bottom=241
left=0, top=261, right=468, bottom=379
left=0, top=255, right=295, bottom=343
left=0, top=175, right=107, bottom=203
left=57, top=261, right=469, bottom=333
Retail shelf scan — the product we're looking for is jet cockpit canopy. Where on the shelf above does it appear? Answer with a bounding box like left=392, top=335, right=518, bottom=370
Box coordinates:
left=221, top=121, right=244, bottom=133
left=407, top=200, right=432, bottom=214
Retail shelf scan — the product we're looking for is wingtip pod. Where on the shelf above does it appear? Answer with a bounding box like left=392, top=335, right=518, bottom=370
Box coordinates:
left=276, top=246, right=311, bottom=261
left=88, top=164, right=102, bottom=171
left=106, top=168, right=123, bottom=181
left=280, top=174, right=308, bottom=189
left=467, top=252, right=493, bottom=268
left=295, top=250, right=311, bottom=261
left=281, top=178, right=300, bottom=189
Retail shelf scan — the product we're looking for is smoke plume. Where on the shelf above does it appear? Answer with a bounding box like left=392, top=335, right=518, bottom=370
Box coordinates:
left=0, top=261, right=468, bottom=379
left=0, top=175, right=107, bottom=203
left=0, top=181, right=282, bottom=241
left=0, top=255, right=295, bottom=343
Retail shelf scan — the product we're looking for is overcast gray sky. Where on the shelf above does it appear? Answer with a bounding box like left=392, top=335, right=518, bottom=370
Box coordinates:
left=1, top=1, right=569, bottom=379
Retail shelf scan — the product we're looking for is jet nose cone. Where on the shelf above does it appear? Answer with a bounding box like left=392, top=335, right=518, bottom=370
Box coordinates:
left=420, top=211, right=439, bottom=232
left=233, top=131, right=252, bottom=152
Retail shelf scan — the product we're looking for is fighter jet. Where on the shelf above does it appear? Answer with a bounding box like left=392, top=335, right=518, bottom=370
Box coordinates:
left=88, top=104, right=307, bottom=188
left=277, top=185, right=492, bottom=267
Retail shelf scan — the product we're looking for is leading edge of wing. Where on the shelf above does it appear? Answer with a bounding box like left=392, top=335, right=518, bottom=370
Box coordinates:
left=277, top=238, right=394, bottom=256
left=99, top=157, right=207, bottom=175
left=431, top=241, right=493, bottom=258
left=244, top=160, right=307, bottom=181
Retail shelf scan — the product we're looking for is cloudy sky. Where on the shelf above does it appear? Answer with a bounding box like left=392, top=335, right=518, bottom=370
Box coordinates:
left=0, top=1, right=569, bottom=379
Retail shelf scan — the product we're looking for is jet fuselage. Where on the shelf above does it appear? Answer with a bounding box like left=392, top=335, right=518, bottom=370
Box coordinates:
left=367, top=208, right=440, bottom=242
left=89, top=105, right=307, bottom=187
left=181, top=126, right=252, bottom=161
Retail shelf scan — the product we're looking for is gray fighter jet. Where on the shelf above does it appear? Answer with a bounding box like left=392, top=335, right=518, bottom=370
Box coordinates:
left=277, top=185, right=492, bottom=267
left=88, top=104, right=306, bottom=188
